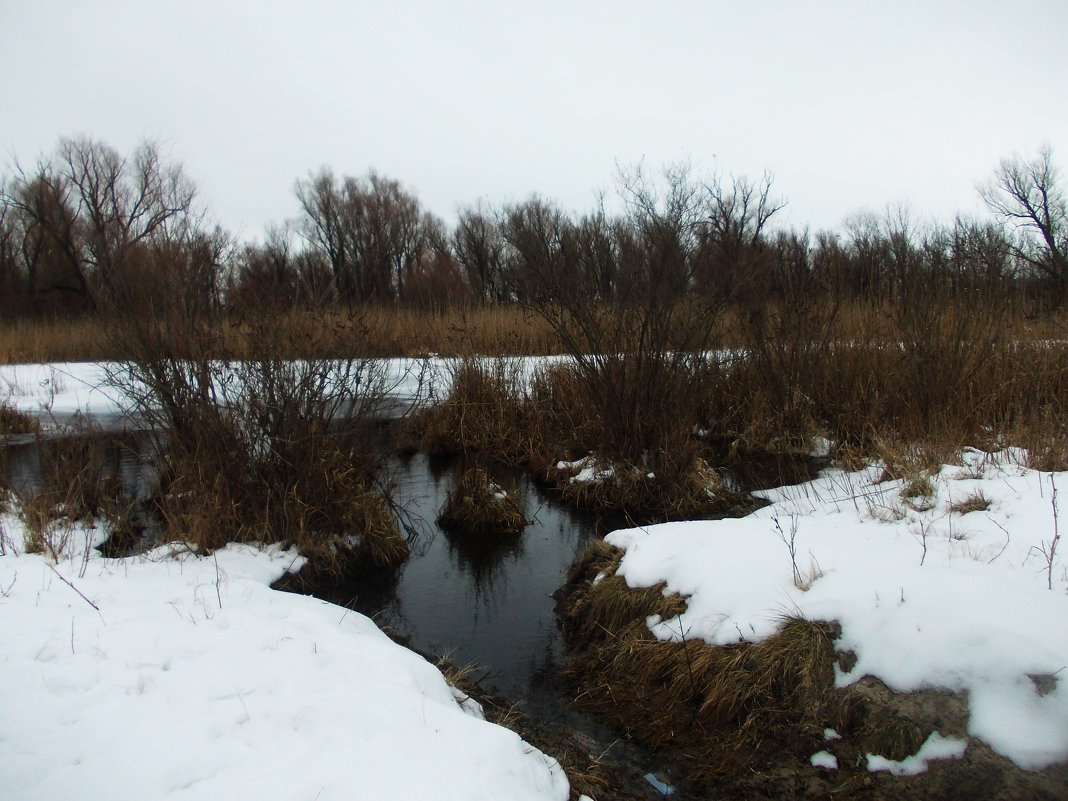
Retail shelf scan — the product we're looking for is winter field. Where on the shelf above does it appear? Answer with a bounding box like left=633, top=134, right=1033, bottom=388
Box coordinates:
left=2, top=361, right=1067, bottom=797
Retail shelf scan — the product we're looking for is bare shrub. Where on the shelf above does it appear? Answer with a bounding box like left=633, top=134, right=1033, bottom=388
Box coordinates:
left=512, top=165, right=775, bottom=516
left=103, top=253, right=408, bottom=568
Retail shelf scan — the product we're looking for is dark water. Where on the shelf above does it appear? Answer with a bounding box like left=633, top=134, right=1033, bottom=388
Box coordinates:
left=297, top=452, right=695, bottom=798
left=303, top=452, right=601, bottom=723
left=0, top=430, right=156, bottom=503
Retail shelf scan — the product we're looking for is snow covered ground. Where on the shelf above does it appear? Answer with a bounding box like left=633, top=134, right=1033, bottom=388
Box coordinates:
left=0, top=529, right=570, bottom=800
left=4, top=361, right=1067, bottom=785
left=607, top=448, right=1068, bottom=772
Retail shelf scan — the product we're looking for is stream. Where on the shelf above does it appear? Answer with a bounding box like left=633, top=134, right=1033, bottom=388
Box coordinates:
left=1, top=423, right=822, bottom=799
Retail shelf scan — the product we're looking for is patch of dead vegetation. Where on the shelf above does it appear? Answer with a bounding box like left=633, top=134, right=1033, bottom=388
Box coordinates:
left=948, top=490, right=992, bottom=515
left=560, top=541, right=1068, bottom=799
left=0, top=404, right=39, bottom=436
left=437, top=467, right=526, bottom=537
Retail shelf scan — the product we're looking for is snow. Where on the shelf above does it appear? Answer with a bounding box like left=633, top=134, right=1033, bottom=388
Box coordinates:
left=0, top=362, right=122, bottom=423
left=606, top=449, right=1068, bottom=771
left=0, top=529, right=569, bottom=801
left=810, top=751, right=838, bottom=770
left=866, top=733, right=968, bottom=776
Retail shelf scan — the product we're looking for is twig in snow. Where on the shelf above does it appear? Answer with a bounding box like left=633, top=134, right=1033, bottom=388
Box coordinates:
left=1033, top=474, right=1061, bottom=590
left=909, top=517, right=932, bottom=566
left=985, top=516, right=1011, bottom=564
left=47, top=563, right=102, bottom=618
left=773, top=515, right=803, bottom=588
left=213, top=551, right=223, bottom=609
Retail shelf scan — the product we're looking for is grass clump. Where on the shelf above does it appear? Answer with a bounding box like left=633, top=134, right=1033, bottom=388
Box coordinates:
left=949, top=490, right=992, bottom=515
left=150, top=411, right=409, bottom=571
left=900, top=475, right=936, bottom=510
left=0, top=404, right=39, bottom=436
left=406, top=359, right=538, bottom=465
left=549, top=451, right=750, bottom=522
left=9, top=433, right=135, bottom=560
left=561, top=541, right=840, bottom=789
left=437, top=467, right=526, bottom=537
left=859, top=715, right=930, bottom=762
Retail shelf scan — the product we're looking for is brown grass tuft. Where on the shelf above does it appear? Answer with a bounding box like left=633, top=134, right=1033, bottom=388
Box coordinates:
left=562, top=541, right=841, bottom=788
left=10, top=433, right=132, bottom=558
left=407, top=359, right=539, bottom=465
left=549, top=454, right=752, bottom=522
left=948, top=490, right=992, bottom=515
left=437, top=468, right=526, bottom=537
left=0, top=404, right=40, bottom=435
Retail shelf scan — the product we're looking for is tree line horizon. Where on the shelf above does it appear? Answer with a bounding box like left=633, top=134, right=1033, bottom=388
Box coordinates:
left=1, top=135, right=1066, bottom=320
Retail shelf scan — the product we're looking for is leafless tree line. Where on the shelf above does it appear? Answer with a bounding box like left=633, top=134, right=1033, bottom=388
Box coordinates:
left=2, top=136, right=1066, bottom=319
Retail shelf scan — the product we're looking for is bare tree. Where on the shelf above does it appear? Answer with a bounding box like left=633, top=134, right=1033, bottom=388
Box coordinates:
left=697, top=169, right=785, bottom=299
left=452, top=204, right=505, bottom=303
left=295, top=168, right=355, bottom=302
left=295, top=169, right=439, bottom=304
left=0, top=197, right=29, bottom=314
left=981, top=145, right=1068, bottom=300
left=1, top=137, right=199, bottom=312
left=502, top=197, right=572, bottom=303
left=229, top=224, right=300, bottom=310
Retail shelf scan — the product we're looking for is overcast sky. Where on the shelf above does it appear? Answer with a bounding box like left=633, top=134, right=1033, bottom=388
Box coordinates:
left=2, top=0, right=1066, bottom=240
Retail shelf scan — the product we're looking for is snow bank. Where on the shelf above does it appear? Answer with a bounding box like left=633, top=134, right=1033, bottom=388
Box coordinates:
left=0, top=532, right=568, bottom=801
left=606, top=449, right=1068, bottom=770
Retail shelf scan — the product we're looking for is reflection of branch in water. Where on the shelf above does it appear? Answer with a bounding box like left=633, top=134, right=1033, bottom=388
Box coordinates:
left=446, top=531, right=525, bottom=606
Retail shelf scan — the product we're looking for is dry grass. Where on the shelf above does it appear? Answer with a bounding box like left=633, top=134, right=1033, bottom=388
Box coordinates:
left=564, top=548, right=840, bottom=787
left=9, top=433, right=132, bottom=558
left=0, top=404, right=39, bottom=435
left=405, top=359, right=540, bottom=464
left=949, top=490, right=992, bottom=515
left=560, top=542, right=974, bottom=791
left=150, top=423, right=409, bottom=570
left=549, top=453, right=753, bottom=522
left=437, top=468, right=526, bottom=537
left=0, top=306, right=561, bottom=364
left=0, top=317, right=118, bottom=363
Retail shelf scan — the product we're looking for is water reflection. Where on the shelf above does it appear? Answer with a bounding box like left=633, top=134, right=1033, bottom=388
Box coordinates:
left=352, top=453, right=597, bottom=721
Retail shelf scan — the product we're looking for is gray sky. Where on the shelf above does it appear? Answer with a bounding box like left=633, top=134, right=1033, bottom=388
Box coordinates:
left=3, top=0, right=1066, bottom=240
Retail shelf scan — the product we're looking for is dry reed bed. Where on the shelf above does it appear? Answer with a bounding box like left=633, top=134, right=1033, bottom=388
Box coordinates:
left=3, top=301, right=1065, bottom=364
left=0, top=306, right=562, bottom=364
left=406, top=334, right=1067, bottom=521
